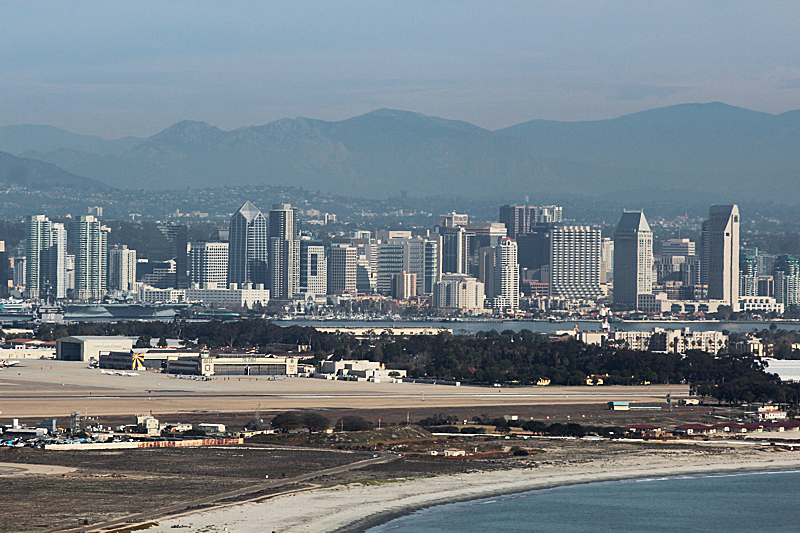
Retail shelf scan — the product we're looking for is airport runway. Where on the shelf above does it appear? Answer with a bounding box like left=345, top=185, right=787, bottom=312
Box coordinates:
left=0, top=361, right=688, bottom=418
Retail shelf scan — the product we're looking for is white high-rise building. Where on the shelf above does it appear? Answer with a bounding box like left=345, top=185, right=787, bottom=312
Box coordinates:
left=375, top=237, right=440, bottom=296
left=76, top=215, right=109, bottom=300
left=600, top=237, right=614, bottom=284
left=227, top=201, right=268, bottom=286
left=25, top=215, right=67, bottom=300
left=548, top=225, right=602, bottom=300
left=109, top=245, right=137, bottom=292
left=703, top=205, right=740, bottom=310
left=328, top=244, right=358, bottom=293
left=190, top=242, right=228, bottom=287
left=268, top=203, right=300, bottom=299
left=613, top=211, right=653, bottom=309
left=300, top=239, right=327, bottom=295
left=493, top=238, right=519, bottom=312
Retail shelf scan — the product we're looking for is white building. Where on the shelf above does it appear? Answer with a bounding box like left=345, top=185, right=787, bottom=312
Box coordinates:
left=738, top=296, right=784, bottom=314
left=613, top=211, right=653, bottom=309
left=25, top=215, right=67, bottom=300
left=299, top=239, right=327, bottom=295
left=328, top=244, right=358, bottom=293
left=268, top=203, right=300, bottom=299
left=549, top=225, right=602, bottom=301
left=703, top=204, right=740, bottom=311
left=434, top=274, right=486, bottom=313
left=375, top=237, right=440, bottom=296
left=186, top=282, right=270, bottom=308
left=493, top=238, right=519, bottom=313
left=75, top=215, right=109, bottom=300
left=190, top=242, right=228, bottom=287
left=109, top=245, right=137, bottom=292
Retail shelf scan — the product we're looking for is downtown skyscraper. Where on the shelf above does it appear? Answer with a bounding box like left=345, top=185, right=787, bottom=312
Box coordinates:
left=613, top=211, right=653, bottom=309
left=702, top=204, right=740, bottom=310
left=75, top=215, right=109, bottom=300
left=227, top=201, right=268, bottom=287
left=25, top=215, right=67, bottom=300
left=493, top=237, right=519, bottom=312
left=268, top=203, right=300, bottom=299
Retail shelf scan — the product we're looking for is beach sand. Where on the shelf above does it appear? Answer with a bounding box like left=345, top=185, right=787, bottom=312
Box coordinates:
left=140, top=444, right=800, bottom=533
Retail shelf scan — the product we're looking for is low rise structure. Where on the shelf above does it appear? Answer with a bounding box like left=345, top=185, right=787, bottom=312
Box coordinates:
left=166, top=352, right=298, bottom=376
left=56, top=336, right=136, bottom=362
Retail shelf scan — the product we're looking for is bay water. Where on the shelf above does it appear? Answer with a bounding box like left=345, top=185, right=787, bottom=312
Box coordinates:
left=366, top=469, right=800, bottom=533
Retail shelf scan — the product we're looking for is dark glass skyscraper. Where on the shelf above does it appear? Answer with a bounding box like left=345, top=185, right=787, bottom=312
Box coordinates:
left=227, top=201, right=268, bottom=286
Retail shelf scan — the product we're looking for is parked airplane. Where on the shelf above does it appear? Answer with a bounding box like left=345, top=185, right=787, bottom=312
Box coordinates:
left=0, top=360, right=20, bottom=369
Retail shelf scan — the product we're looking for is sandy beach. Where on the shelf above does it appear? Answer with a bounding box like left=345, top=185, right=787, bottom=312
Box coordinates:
left=140, top=444, right=800, bottom=533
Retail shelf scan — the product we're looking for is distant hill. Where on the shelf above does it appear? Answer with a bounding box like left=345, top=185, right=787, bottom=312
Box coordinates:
left=7, top=103, right=800, bottom=200
left=0, top=151, right=110, bottom=191
left=0, top=124, right=143, bottom=157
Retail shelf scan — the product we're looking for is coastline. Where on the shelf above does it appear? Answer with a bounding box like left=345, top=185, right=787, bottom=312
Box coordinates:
left=142, top=445, right=800, bottom=533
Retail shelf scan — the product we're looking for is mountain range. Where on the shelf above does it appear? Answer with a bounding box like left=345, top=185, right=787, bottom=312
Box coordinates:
left=3, top=102, right=798, bottom=200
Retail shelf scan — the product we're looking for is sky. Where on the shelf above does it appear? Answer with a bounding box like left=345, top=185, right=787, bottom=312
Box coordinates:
left=4, top=1, right=800, bottom=138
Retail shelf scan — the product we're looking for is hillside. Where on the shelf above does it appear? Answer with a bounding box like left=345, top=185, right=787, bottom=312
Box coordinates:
left=7, top=103, right=800, bottom=200
left=0, top=151, right=110, bottom=191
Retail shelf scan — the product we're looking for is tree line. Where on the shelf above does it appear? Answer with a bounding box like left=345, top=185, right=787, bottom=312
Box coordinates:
left=35, top=320, right=800, bottom=405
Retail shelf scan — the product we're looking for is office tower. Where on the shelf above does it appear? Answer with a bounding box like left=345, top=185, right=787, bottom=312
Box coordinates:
left=478, top=246, right=496, bottom=298
left=703, top=205, right=740, bottom=309
left=613, top=211, right=653, bottom=309
left=739, top=254, right=758, bottom=298
left=65, top=254, right=75, bottom=292
left=439, top=212, right=469, bottom=228
left=662, top=238, right=696, bottom=257
left=299, top=239, right=327, bottom=295
left=75, top=215, right=109, bottom=300
left=268, top=203, right=300, bottom=299
left=493, top=238, right=519, bottom=312
left=375, top=237, right=439, bottom=296
left=328, top=244, right=357, bottom=293
left=549, top=225, right=602, bottom=300
left=499, top=205, right=536, bottom=239
left=392, top=271, right=417, bottom=299
left=25, top=215, right=50, bottom=299
left=600, top=237, right=614, bottom=284
left=775, top=255, right=799, bottom=306
left=537, top=205, right=563, bottom=224
left=108, top=245, right=137, bottom=292
left=437, top=226, right=471, bottom=274
left=190, top=242, right=228, bottom=287
left=516, top=225, right=553, bottom=277
left=336, top=233, right=377, bottom=293
left=434, top=274, right=485, bottom=312
left=227, top=201, right=268, bottom=286
left=0, top=241, right=8, bottom=297
left=148, top=222, right=188, bottom=288
left=25, top=215, right=67, bottom=300
left=463, top=223, right=506, bottom=276
left=13, top=257, right=26, bottom=287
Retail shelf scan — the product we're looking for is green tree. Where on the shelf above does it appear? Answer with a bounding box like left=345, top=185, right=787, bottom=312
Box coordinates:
left=302, top=412, right=329, bottom=434
left=271, top=412, right=302, bottom=433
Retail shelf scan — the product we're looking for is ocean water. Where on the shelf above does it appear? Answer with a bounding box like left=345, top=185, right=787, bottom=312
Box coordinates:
left=366, top=469, right=800, bottom=533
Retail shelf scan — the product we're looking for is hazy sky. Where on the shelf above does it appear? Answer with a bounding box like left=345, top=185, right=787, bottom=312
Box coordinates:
left=4, top=1, right=800, bottom=138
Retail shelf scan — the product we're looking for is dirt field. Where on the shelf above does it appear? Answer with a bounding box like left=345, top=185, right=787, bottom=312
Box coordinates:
left=0, top=436, right=738, bottom=533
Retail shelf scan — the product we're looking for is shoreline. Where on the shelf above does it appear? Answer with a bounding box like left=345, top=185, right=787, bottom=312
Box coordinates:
left=142, top=445, right=800, bottom=533
left=331, top=461, right=800, bottom=533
